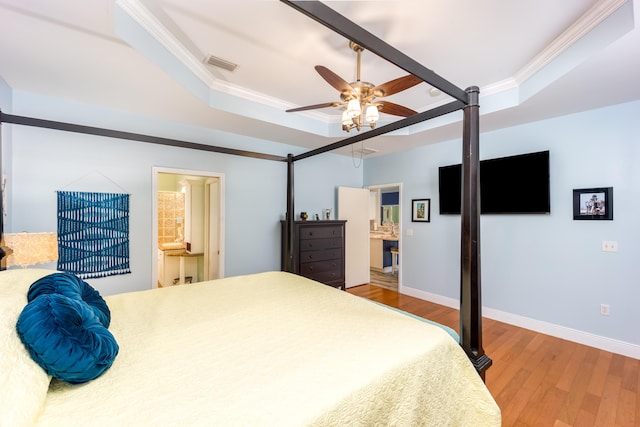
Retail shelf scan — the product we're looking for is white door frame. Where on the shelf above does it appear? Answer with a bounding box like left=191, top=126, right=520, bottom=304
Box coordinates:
left=152, top=167, right=225, bottom=288
left=367, top=182, right=402, bottom=291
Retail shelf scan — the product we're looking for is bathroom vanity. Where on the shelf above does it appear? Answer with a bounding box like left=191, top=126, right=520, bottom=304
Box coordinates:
left=157, top=244, right=202, bottom=287
left=370, top=233, right=398, bottom=272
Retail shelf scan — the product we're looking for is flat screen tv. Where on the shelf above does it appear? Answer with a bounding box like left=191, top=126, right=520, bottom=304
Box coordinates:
left=438, top=150, right=550, bottom=214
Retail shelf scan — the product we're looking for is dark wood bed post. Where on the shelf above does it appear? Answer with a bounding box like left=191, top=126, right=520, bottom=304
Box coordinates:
left=284, top=154, right=295, bottom=273
left=0, top=111, right=7, bottom=270
left=460, top=87, right=491, bottom=381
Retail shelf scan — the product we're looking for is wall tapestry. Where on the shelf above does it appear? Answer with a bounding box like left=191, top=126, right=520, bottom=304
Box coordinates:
left=57, top=191, right=131, bottom=278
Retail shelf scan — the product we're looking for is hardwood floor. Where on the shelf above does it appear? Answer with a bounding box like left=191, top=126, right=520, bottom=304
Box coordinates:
left=369, top=269, right=398, bottom=291
left=348, top=284, right=640, bottom=427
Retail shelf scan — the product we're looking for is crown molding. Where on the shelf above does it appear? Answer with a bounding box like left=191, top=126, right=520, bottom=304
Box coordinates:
left=115, top=0, right=215, bottom=87
left=515, top=0, right=629, bottom=84
left=116, top=0, right=318, bottom=118
left=116, top=0, right=630, bottom=131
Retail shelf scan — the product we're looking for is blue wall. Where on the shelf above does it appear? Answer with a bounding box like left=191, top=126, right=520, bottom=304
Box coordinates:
left=364, top=100, right=640, bottom=348
left=2, top=90, right=362, bottom=295
left=2, top=80, right=638, bottom=353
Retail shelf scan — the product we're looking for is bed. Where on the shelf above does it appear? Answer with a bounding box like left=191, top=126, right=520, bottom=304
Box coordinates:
left=1, top=1, right=496, bottom=424
left=2, top=268, right=500, bottom=426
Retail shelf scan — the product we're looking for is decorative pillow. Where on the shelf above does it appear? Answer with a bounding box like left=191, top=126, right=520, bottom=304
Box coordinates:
left=27, top=272, right=111, bottom=327
left=16, top=293, right=119, bottom=385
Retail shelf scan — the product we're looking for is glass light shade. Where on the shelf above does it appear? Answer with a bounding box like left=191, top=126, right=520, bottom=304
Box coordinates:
left=346, top=99, right=361, bottom=118
left=365, top=104, right=379, bottom=123
left=341, top=110, right=352, bottom=126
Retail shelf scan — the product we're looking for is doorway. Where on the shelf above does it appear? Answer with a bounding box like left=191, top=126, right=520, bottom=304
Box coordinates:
left=152, top=167, right=225, bottom=288
left=367, top=183, right=401, bottom=292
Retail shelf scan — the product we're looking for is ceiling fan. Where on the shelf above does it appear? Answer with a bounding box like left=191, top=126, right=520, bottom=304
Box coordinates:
left=286, top=42, right=423, bottom=132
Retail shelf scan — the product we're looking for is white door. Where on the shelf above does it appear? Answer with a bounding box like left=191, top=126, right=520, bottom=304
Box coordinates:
left=338, top=186, right=370, bottom=288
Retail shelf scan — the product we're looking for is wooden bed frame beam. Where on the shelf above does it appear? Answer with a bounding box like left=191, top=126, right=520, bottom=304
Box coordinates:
left=461, top=87, right=491, bottom=380
left=284, top=154, right=295, bottom=273
left=293, top=100, right=465, bottom=161
left=281, top=0, right=468, bottom=104
left=282, top=0, right=491, bottom=380
left=0, top=111, right=287, bottom=162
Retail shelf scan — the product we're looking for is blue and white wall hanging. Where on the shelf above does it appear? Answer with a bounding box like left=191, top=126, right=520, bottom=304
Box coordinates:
left=57, top=191, right=131, bottom=278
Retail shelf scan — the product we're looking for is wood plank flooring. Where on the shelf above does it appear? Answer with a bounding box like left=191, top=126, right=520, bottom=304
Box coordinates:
left=347, top=284, right=640, bottom=427
left=369, top=269, right=398, bottom=291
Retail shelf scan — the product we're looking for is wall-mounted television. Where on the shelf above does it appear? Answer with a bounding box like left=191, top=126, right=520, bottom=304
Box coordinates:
left=438, top=150, right=550, bottom=214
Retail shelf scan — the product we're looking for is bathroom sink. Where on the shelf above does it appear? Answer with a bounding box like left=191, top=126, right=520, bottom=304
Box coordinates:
left=370, top=232, right=398, bottom=240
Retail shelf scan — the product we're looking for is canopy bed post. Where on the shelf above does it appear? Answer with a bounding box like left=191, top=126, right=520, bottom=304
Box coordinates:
left=0, top=112, right=7, bottom=270
left=460, top=86, right=491, bottom=380
left=282, top=0, right=491, bottom=378
left=284, top=154, right=295, bottom=273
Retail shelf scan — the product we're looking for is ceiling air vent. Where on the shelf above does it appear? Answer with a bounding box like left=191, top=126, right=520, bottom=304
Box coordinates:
left=204, top=55, right=238, bottom=72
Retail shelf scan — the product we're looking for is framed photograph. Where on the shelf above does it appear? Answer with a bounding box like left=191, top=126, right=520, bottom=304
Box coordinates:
left=573, top=187, right=613, bottom=220
left=411, top=198, right=431, bottom=222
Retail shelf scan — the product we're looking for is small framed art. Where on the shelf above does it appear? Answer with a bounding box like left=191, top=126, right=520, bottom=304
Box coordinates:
left=411, top=198, right=431, bottom=222
left=572, top=187, right=613, bottom=220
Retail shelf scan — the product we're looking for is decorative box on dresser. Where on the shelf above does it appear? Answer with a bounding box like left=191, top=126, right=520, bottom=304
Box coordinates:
left=281, top=220, right=346, bottom=290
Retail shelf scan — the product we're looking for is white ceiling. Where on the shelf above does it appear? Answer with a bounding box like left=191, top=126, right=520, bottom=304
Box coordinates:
left=0, top=0, right=638, bottom=157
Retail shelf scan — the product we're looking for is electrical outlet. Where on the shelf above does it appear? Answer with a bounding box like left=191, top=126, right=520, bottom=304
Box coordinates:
left=600, top=304, right=610, bottom=316
left=602, top=241, right=618, bottom=252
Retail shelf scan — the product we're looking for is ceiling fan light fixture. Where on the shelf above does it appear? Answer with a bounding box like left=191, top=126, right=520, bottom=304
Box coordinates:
left=341, top=110, right=353, bottom=126
left=429, top=87, right=442, bottom=97
left=365, top=104, right=379, bottom=123
left=346, top=99, right=361, bottom=118
left=286, top=43, right=419, bottom=134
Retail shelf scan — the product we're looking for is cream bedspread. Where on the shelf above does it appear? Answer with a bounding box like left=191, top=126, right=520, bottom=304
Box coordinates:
left=32, top=271, right=500, bottom=426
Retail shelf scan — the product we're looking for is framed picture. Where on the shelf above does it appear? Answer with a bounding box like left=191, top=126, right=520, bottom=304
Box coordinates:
left=411, top=198, right=431, bottom=222
left=573, top=187, right=613, bottom=220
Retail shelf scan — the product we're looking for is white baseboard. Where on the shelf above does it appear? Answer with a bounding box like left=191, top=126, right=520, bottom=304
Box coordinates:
left=401, top=285, right=640, bottom=360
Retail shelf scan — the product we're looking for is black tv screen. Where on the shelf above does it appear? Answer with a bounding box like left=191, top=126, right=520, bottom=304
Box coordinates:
left=439, top=150, right=550, bottom=214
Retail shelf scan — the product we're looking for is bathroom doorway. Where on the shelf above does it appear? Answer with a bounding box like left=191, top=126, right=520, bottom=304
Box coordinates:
left=152, top=167, right=225, bottom=288
left=367, top=183, right=401, bottom=292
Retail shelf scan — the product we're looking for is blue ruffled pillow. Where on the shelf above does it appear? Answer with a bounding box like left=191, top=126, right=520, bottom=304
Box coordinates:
left=27, top=273, right=111, bottom=327
left=16, top=293, right=119, bottom=384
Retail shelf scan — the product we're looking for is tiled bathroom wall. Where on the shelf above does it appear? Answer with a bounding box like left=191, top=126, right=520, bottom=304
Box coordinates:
left=158, top=191, right=185, bottom=245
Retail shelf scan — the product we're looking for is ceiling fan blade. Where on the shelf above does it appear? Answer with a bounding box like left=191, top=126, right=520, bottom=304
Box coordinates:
left=378, top=101, right=418, bottom=117
left=372, top=75, right=423, bottom=97
left=286, top=102, right=340, bottom=113
left=315, top=65, right=354, bottom=93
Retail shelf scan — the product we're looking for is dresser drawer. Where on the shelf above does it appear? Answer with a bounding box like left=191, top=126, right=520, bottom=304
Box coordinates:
left=280, top=220, right=346, bottom=289
left=300, top=259, right=342, bottom=275
left=299, top=248, right=342, bottom=263
left=303, top=270, right=343, bottom=286
left=299, top=226, right=343, bottom=239
left=300, top=261, right=343, bottom=284
left=299, top=237, right=342, bottom=251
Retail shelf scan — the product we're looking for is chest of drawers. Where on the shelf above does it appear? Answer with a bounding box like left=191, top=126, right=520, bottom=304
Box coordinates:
left=281, top=220, right=346, bottom=290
